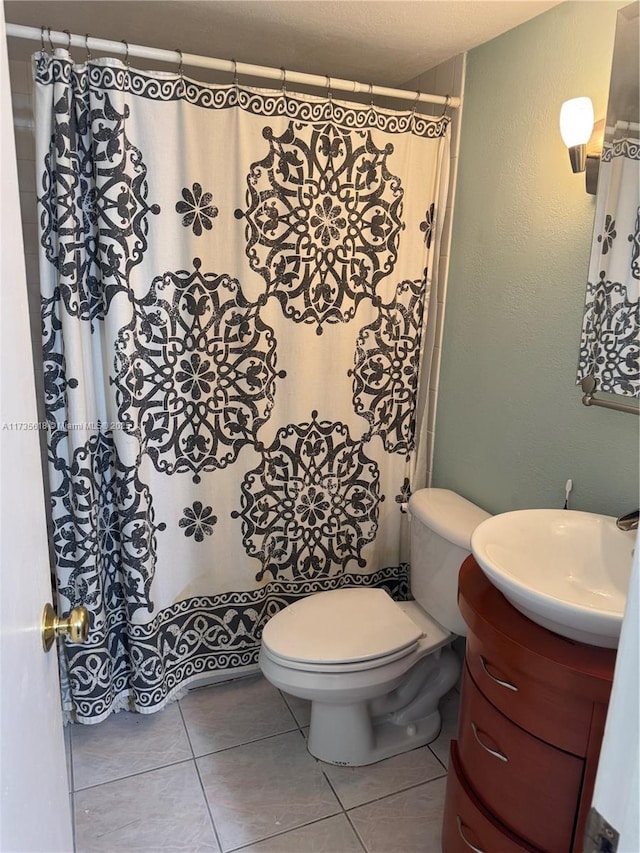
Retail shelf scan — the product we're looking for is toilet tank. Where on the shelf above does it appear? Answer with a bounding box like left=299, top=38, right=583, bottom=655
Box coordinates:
left=408, top=489, right=490, bottom=636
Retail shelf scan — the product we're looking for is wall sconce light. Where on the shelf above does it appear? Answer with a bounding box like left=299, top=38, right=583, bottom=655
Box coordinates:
left=559, top=97, right=602, bottom=194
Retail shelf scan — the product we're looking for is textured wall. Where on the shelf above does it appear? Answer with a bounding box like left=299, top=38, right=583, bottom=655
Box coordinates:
left=432, top=1, right=639, bottom=516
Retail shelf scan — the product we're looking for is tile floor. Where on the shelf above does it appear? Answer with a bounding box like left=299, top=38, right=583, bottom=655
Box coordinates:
left=68, top=675, right=459, bottom=853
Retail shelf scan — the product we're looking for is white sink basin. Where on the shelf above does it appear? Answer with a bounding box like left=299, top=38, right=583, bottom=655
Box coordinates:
left=471, top=509, right=636, bottom=648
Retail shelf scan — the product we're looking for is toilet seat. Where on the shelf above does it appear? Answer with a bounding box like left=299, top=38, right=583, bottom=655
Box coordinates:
left=261, top=587, right=424, bottom=673
left=261, top=638, right=421, bottom=673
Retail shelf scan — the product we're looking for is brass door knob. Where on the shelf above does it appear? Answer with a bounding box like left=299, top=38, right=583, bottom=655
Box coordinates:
left=41, top=603, right=90, bottom=652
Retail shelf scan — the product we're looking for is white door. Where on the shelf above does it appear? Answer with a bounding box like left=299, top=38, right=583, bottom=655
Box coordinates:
left=590, top=540, right=639, bottom=851
left=0, top=8, right=74, bottom=852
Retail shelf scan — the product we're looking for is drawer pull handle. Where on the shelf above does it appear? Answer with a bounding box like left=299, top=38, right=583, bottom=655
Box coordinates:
left=471, top=721, right=508, bottom=762
left=456, top=816, right=485, bottom=853
left=479, top=655, right=518, bottom=692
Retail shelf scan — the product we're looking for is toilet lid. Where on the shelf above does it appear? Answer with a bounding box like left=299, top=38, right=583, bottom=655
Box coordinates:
left=261, top=588, right=423, bottom=665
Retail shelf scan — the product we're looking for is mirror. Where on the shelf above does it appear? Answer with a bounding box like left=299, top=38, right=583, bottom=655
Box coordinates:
left=577, top=1, right=639, bottom=401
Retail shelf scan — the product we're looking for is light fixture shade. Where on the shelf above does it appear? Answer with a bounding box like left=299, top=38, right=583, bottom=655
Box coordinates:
left=559, top=97, right=595, bottom=147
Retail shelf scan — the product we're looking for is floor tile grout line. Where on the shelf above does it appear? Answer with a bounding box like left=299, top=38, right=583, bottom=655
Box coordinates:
left=318, top=755, right=448, bottom=815
left=341, top=773, right=450, bottom=853
left=342, top=770, right=449, bottom=813
left=71, top=756, right=196, bottom=793
left=199, top=793, right=344, bottom=852
left=176, top=698, right=198, bottom=760
left=193, top=717, right=342, bottom=853
left=176, top=696, right=225, bottom=850
left=319, top=767, right=350, bottom=817
left=316, top=766, right=369, bottom=851
left=424, top=716, right=449, bottom=773
left=427, top=742, right=449, bottom=773
left=188, top=723, right=303, bottom=760
left=226, top=813, right=364, bottom=853
left=179, top=676, right=305, bottom=755
left=343, top=774, right=449, bottom=853
left=192, top=754, right=225, bottom=853
left=192, top=727, right=344, bottom=851
left=344, top=810, right=370, bottom=853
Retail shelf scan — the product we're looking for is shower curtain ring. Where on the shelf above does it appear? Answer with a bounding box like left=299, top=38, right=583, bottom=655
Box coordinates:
left=63, top=29, right=72, bottom=57
left=40, top=26, right=46, bottom=53
left=85, top=33, right=92, bottom=61
left=175, top=48, right=183, bottom=76
left=441, top=94, right=451, bottom=118
left=412, top=91, right=421, bottom=116
left=231, top=59, right=240, bottom=104
left=47, top=27, right=55, bottom=53
left=326, top=75, right=333, bottom=102
left=368, top=82, right=374, bottom=108
left=120, top=39, right=130, bottom=67
left=280, top=67, right=289, bottom=113
left=231, top=58, right=240, bottom=95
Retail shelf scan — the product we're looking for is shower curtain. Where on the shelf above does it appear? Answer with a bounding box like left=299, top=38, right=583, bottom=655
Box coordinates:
left=577, top=124, right=639, bottom=396
left=33, top=49, right=450, bottom=723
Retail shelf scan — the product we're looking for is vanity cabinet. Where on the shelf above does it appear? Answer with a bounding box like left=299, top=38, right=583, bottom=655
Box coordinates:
left=442, top=556, right=616, bottom=853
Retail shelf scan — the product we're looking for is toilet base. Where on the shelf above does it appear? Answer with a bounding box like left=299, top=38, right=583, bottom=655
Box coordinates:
left=305, top=645, right=460, bottom=766
left=308, top=702, right=443, bottom=766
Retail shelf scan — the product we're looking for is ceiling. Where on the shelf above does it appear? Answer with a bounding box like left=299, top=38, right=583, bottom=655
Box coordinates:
left=5, top=0, right=562, bottom=88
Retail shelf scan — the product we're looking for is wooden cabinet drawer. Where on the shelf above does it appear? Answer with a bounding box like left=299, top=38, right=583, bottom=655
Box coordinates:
left=459, top=556, right=615, bottom=757
left=443, top=742, right=537, bottom=853
left=465, top=629, right=593, bottom=754
left=458, top=664, right=584, bottom=852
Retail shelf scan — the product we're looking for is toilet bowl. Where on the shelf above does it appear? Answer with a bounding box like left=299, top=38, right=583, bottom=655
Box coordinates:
left=259, top=489, right=490, bottom=766
left=260, top=588, right=460, bottom=765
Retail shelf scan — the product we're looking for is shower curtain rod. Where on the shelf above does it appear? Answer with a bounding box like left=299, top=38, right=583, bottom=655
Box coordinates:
left=5, top=23, right=461, bottom=110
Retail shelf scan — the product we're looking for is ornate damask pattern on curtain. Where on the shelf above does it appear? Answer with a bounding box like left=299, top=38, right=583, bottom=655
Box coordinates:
left=577, top=131, right=640, bottom=396
left=34, top=51, right=449, bottom=722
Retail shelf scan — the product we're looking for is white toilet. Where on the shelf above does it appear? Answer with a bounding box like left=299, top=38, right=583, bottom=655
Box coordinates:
left=259, top=488, right=490, bottom=766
